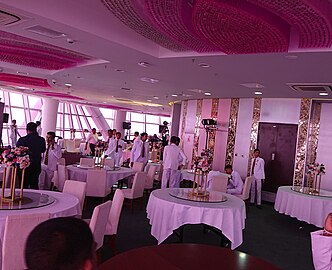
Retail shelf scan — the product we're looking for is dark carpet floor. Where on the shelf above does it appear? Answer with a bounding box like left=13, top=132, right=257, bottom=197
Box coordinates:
left=84, top=194, right=317, bottom=270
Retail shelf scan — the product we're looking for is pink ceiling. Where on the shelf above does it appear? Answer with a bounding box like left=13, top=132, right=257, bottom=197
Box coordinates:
left=0, top=73, right=50, bottom=88
left=101, top=0, right=332, bottom=54
left=0, top=30, right=93, bottom=70
left=34, top=91, right=85, bottom=100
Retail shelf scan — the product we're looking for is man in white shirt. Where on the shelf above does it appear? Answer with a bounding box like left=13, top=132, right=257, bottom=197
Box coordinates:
left=36, top=121, right=42, bottom=136
left=85, top=128, right=98, bottom=156
left=224, top=165, right=243, bottom=195
left=133, top=131, right=140, bottom=143
left=250, top=149, right=265, bottom=209
left=105, top=132, right=126, bottom=166
left=130, top=132, right=149, bottom=166
left=39, top=131, right=62, bottom=190
left=162, top=136, right=187, bottom=188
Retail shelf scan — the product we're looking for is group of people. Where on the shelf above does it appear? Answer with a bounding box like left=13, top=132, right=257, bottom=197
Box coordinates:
left=9, top=119, right=41, bottom=147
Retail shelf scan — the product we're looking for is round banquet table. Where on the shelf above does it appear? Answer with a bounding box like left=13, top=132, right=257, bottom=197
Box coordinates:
left=275, top=186, right=332, bottom=227
left=146, top=188, right=246, bottom=250
left=98, top=244, right=281, bottom=270
left=67, top=165, right=135, bottom=189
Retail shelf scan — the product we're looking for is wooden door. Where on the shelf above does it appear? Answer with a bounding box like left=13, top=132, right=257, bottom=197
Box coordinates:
left=257, top=123, right=298, bottom=193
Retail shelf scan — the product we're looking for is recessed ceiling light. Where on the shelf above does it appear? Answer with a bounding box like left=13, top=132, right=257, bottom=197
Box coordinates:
left=171, top=94, right=178, bottom=97
left=319, top=92, right=329, bottom=96
left=140, top=77, right=159, bottom=83
left=115, top=69, right=125, bottom=73
left=199, top=63, right=210, bottom=68
left=16, top=71, right=29, bottom=75
left=285, top=55, right=298, bottom=60
left=241, top=83, right=264, bottom=89
left=147, top=99, right=152, bottom=102
left=254, top=91, right=263, bottom=95
left=204, top=92, right=212, bottom=96
left=153, top=96, right=159, bottom=99
left=65, top=83, right=72, bottom=87
left=103, top=101, right=107, bottom=103
left=138, top=61, right=150, bottom=67
left=188, top=88, right=203, bottom=93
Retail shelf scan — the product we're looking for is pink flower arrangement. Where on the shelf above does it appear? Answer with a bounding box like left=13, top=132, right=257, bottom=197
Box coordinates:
left=1, top=146, right=30, bottom=169
left=307, top=162, right=325, bottom=175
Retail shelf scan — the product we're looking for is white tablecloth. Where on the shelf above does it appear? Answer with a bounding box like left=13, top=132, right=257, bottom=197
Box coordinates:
left=67, top=165, right=135, bottom=189
left=275, top=186, right=332, bottom=227
left=146, top=188, right=246, bottom=250
left=0, top=189, right=80, bottom=269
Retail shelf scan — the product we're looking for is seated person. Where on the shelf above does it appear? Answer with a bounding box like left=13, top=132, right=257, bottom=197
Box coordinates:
left=311, top=213, right=332, bottom=270
left=25, top=217, right=96, bottom=270
left=225, top=164, right=243, bottom=195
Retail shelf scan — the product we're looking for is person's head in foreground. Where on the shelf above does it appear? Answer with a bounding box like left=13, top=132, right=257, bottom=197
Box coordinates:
left=253, top=148, right=260, bottom=158
left=25, top=217, right=96, bottom=270
left=26, top=122, right=37, bottom=134
left=225, top=164, right=233, bottom=175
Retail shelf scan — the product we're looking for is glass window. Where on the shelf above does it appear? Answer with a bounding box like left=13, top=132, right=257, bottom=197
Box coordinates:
left=86, top=117, right=95, bottom=129
left=58, top=103, right=64, bottom=113
left=130, top=112, right=144, bottom=122
left=146, top=124, right=160, bottom=135
left=9, top=93, right=24, bottom=107
left=64, top=104, right=69, bottom=114
left=30, top=110, right=41, bottom=123
left=64, top=114, right=70, bottom=129
left=28, top=96, right=42, bottom=109
left=72, top=115, right=80, bottom=129
left=64, top=131, right=71, bottom=139
left=10, top=108, right=25, bottom=127
left=160, top=117, right=171, bottom=124
left=146, top=114, right=159, bottom=123
left=105, top=119, right=114, bottom=129
left=100, top=108, right=115, bottom=119
left=82, top=106, right=91, bottom=116
left=131, top=122, right=145, bottom=133
left=57, top=114, right=63, bottom=129
left=79, top=116, right=89, bottom=130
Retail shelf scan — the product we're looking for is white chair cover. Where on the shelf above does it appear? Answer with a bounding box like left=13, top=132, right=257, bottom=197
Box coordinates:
left=122, top=172, right=147, bottom=200
left=209, top=175, right=228, bottom=193
left=57, top=164, right=68, bottom=192
left=86, top=169, right=111, bottom=198
left=58, top=158, right=66, bottom=166
left=104, top=158, right=115, bottom=168
left=63, top=180, right=86, bottom=214
left=132, top=162, right=144, bottom=172
left=80, top=158, right=95, bottom=167
left=106, top=189, right=125, bottom=235
left=2, top=213, right=49, bottom=270
left=234, top=176, right=253, bottom=200
left=145, top=165, right=157, bottom=190
left=89, top=200, right=112, bottom=250
left=311, top=230, right=332, bottom=270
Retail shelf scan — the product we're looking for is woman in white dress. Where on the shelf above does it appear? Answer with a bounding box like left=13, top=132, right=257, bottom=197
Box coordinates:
left=9, top=119, right=20, bottom=147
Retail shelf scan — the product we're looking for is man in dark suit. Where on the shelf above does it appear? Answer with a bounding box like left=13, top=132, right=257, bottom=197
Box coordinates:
left=17, top=122, right=46, bottom=189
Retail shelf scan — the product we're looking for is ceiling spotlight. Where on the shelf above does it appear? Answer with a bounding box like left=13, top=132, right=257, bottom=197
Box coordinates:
left=140, top=77, right=159, bottom=83
left=153, top=96, right=159, bottom=99
left=319, top=92, right=329, bottom=96
left=171, top=94, right=178, bottom=97
left=65, top=83, right=72, bottom=87
left=115, top=69, right=125, bottom=73
left=138, top=61, right=150, bottom=68
left=199, top=63, right=210, bottom=68
left=254, top=91, right=263, bottom=95
left=204, top=92, right=212, bottom=96
left=147, top=99, right=152, bottom=102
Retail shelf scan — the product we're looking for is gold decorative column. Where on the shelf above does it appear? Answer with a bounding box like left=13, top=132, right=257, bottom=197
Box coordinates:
left=191, top=99, right=203, bottom=163
left=208, top=98, right=219, bottom=163
left=307, top=102, right=321, bottom=165
left=180, top=100, right=188, bottom=147
left=247, top=98, right=262, bottom=176
left=225, top=98, right=239, bottom=166
left=294, top=98, right=312, bottom=186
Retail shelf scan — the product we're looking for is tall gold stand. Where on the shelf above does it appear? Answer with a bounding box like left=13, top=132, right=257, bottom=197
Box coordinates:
left=94, top=149, right=104, bottom=168
left=1, top=166, right=25, bottom=202
left=191, top=169, right=209, bottom=198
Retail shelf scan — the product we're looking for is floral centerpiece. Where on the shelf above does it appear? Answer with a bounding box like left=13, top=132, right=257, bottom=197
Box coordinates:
left=307, top=162, right=326, bottom=175
left=305, top=162, right=326, bottom=195
left=0, top=146, right=31, bottom=202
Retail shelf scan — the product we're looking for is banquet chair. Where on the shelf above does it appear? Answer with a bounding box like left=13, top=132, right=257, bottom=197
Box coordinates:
left=56, top=164, right=68, bottom=191
left=89, top=200, right=112, bottom=251
left=58, top=157, right=66, bottom=166
left=122, top=172, right=147, bottom=210
left=105, top=189, right=125, bottom=254
left=209, top=175, right=228, bottom=193
left=2, top=213, right=49, bottom=270
left=86, top=169, right=111, bottom=199
left=63, top=180, right=87, bottom=215
left=80, top=157, right=95, bottom=167
left=104, top=158, right=115, bottom=168
left=132, top=162, right=145, bottom=172
left=234, top=176, right=253, bottom=202
left=144, top=165, right=158, bottom=192
left=66, top=139, right=80, bottom=153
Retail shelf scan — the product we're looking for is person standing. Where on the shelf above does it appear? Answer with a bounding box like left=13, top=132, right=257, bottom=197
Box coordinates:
left=85, top=128, right=98, bottom=156
left=162, top=136, right=187, bottom=188
left=17, top=122, right=46, bottom=189
left=36, top=121, right=42, bottom=136
left=9, top=119, right=20, bottom=147
left=224, top=165, right=243, bottom=195
left=133, top=131, right=140, bottom=143
left=130, top=132, right=149, bottom=166
left=250, top=149, right=265, bottom=209
left=40, top=131, right=62, bottom=190
left=105, top=132, right=126, bottom=166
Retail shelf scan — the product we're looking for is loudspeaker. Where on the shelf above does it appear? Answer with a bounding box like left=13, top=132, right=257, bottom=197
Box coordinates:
left=123, top=122, right=131, bottom=130
left=202, top=119, right=216, bottom=126
left=3, top=113, right=9, bottom=123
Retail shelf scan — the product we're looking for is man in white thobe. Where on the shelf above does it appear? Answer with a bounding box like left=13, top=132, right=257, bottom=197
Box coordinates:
left=250, top=148, right=265, bottom=208
left=130, top=132, right=149, bottom=166
left=162, top=136, right=187, bottom=188
left=39, top=131, right=62, bottom=190
left=85, top=128, right=98, bottom=156
left=105, top=132, right=126, bottom=166
left=225, top=165, right=243, bottom=195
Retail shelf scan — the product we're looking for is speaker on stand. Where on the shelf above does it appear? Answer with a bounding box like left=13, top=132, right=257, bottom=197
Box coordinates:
left=123, top=122, right=131, bottom=140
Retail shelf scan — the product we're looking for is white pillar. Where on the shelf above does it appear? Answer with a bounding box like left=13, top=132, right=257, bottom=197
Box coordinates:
left=114, top=110, right=127, bottom=137
left=170, top=103, right=181, bottom=136
left=41, top=98, right=59, bottom=138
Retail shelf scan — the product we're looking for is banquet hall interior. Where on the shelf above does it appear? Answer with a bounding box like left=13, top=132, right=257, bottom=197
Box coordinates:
left=0, top=0, right=331, bottom=269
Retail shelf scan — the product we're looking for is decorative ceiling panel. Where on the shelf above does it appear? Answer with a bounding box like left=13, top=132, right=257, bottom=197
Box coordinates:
left=101, top=0, right=332, bottom=54
left=0, top=30, right=92, bottom=70
left=0, top=73, right=50, bottom=88
left=34, top=91, right=85, bottom=100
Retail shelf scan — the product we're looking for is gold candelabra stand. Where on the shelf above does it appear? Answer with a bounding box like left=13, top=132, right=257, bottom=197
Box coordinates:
left=94, top=149, right=105, bottom=168
left=1, top=166, right=25, bottom=202
left=191, top=168, right=209, bottom=198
